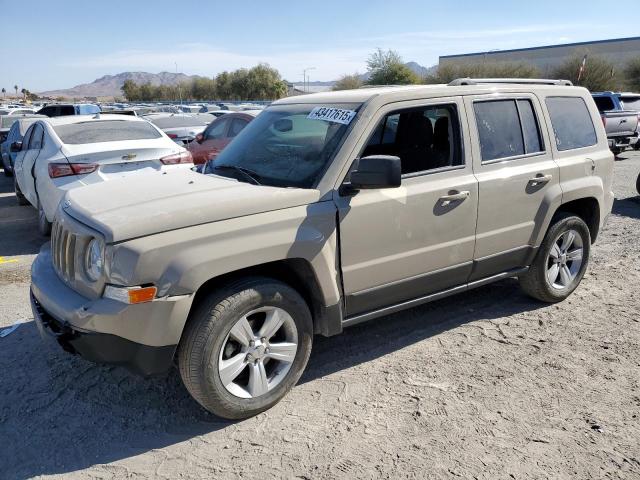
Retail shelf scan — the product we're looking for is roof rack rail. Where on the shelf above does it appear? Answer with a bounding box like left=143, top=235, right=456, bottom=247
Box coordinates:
left=448, top=78, right=573, bottom=87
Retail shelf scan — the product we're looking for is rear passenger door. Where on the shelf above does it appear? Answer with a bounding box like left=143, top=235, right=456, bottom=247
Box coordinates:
left=465, top=94, right=561, bottom=280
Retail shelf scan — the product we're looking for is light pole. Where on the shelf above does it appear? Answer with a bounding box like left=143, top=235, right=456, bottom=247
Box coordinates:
left=175, top=62, right=182, bottom=105
left=302, top=67, right=316, bottom=93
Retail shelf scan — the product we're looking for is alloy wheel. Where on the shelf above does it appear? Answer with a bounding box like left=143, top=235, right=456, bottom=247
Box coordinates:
left=546, top=229, right=584, bottom=290
left=218, top=306, right=298, bottom=399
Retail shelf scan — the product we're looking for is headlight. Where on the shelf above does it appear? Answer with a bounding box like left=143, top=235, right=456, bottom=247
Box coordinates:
left=85, top=238, right=104, bottom=282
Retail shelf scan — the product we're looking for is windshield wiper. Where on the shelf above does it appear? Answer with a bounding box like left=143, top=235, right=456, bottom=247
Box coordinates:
left=212, top=164, right=262, bottom=185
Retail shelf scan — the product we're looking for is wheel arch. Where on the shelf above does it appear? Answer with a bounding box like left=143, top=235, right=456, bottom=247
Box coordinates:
left=187, top=258, right=343, bottom=340
left=555, top=197, right=600, bottom=243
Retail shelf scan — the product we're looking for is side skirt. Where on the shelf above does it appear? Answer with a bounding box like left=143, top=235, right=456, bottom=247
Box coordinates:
left=341, top=267, right=528, bottom=328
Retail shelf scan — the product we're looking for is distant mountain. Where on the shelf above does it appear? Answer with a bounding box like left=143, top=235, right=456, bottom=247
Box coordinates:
left=39, top=71, right=203, bottom=99
left=39, top=61, right=438, bottom=99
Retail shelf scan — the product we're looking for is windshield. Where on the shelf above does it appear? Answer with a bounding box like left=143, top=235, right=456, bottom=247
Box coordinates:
left=53, top=120, right=162, bottom=144
left=205, top=103, right=361, bottom=188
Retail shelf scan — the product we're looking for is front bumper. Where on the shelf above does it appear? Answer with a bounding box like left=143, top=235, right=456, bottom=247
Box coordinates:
left=31, top=291, right=175, bottom=376
left=30, top=245, right=194, bottom=375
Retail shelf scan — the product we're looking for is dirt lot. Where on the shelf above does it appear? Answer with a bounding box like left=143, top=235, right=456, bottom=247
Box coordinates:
left=1, top=153, right=639, bottom=480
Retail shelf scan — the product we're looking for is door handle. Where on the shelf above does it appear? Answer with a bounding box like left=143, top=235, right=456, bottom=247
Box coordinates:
left=528, top=174, right=552, bottom=186
left=439, top=190, right=470, bottom=206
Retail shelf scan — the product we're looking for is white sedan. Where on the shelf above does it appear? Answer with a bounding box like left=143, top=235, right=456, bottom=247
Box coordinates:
left=12, top=114, right=194, bottom=235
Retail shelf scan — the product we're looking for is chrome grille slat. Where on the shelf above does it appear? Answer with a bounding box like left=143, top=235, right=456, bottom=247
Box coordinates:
left=52, top=221, right=77, bottom=284
left=66, top=234, right=76, bottom=281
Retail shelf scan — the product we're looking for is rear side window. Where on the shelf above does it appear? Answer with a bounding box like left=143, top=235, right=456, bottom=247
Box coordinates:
left=620, top=96, right=640, bottom=110
left=59, top=106, right=75, bottom=116
left=593, top=96, right=615, bottom=112
left=29, top=124, right=44, bottom=149
left=474, top=99, right=543, bottom=162
left=546, top=97, right=597, bottom=151
left=53, top=120, right=162, bottom=144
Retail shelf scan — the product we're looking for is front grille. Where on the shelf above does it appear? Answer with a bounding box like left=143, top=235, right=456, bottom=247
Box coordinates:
left=51, top=219, right=78, bottom=284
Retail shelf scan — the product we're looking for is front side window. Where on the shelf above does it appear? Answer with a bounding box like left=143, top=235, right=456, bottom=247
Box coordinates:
left=207, top=103, right=361, bottom=188
left=474, top=99, right=543, bottom=162
left=546, top=97, right=597, bottom=151
left=362, top=104, right=463, bottom=175
left=21, top=126, right=34, bottom=151
left=53, top=120, right=162, bottom=144
left=205, top=118, right=229, bottom=140
left=228, top=118, right=248, bottom=138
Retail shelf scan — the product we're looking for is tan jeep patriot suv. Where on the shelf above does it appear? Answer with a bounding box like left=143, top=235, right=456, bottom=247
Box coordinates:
left=31, top=79, right=614, bottom=419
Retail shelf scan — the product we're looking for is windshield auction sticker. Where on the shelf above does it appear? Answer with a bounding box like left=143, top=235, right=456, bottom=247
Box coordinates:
left=307, top=107, right=357, bottom=125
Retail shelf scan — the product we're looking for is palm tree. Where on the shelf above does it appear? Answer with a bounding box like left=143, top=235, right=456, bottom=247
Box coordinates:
left=1, top=88, right=5, bottom=99
left=20, top=88, right=26, bottom=100
left=14, top=85, right=18, bottom=97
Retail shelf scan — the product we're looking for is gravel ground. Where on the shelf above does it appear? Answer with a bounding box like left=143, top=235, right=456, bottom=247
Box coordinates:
left=1, top=153, right=639, bottom=480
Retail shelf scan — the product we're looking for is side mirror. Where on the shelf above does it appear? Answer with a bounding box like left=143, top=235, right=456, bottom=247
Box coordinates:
left=10, top=141, right=22, bottom=152
left=347, top=155, right=401, bottom=191
left=274, top=118, right=293, bottom=132
left=195, top=133, right=204, bottom=143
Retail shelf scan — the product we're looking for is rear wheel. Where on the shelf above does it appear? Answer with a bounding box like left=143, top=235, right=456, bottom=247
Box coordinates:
left=636, top=173, right=640, bottom=196
left=178, top=278, right=313, bottom=419
left=519, top=213, right=590, bottom=303
left=38, top=201, right=51, bottom=236
left=14, top=178, right=29, bottom=206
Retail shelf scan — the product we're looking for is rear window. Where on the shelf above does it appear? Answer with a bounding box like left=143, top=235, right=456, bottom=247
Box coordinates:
left=593, top=96, right=615, bottom=112
left=620, top=96, right=640, bottom=111
left=546, top=97, right=597, bottom=151
left=147, top=115, right=209, bottom=128
left=53, top=120, right=162, bottom=144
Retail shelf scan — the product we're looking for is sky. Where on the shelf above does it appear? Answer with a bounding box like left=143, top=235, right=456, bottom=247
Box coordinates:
left=1, top=0, right=638, bottom=92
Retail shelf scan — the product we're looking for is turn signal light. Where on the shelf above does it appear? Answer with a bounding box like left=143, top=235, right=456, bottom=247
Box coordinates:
left=48, top=162, right=99, bottom=178
left=128, top=286, right=158, bottom=304
left=160, top=151, right=193, bottom=165
left=104, top=285, right=157, bottom=304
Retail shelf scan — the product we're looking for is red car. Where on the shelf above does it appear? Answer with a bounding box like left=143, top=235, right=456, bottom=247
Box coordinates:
left=187, top=111, right=260, bottom=165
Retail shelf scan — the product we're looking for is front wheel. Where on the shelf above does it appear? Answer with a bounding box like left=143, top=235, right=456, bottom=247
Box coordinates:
left=178, top=278, right=313, bottom=419
left=519, top=213, right=590, bottom=303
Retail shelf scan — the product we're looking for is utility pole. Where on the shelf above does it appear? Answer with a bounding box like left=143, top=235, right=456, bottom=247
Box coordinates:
left=302, top=67, right=316, bottom=93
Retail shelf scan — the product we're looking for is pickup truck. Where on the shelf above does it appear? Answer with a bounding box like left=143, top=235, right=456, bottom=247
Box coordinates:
left=31, top=79, right=614, bottom=419
left=592, top=92, right=640, bottom=154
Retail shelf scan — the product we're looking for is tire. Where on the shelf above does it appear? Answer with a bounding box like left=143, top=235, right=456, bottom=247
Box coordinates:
left=519, top=213, right=591, bottom=303
left=38, top=201, right=51, bottom=236
left=3, top=166, right=12, bottom=177
left=178, top=277, right=313, bottom=419
left=14, top=178, right=29, bottom=206
left=636, top=173, right=640, bottom=196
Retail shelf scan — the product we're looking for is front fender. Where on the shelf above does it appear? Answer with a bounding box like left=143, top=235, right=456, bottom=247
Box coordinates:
left=109, top=201, right=341, bottom=307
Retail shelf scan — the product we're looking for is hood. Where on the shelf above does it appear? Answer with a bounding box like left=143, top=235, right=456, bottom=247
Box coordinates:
left=63, top=170, right=321, bottom=242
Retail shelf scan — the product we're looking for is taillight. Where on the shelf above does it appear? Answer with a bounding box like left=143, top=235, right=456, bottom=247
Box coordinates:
left=167, top=133, right=178, bottom=139
left=48, top=162, right=98, bottom=178
left=601, top=114, right=606, bottom=127
left=160, top=151, right=193, bottom=165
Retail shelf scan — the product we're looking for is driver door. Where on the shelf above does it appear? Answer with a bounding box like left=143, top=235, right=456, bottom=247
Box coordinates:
left=335, top=98, right=478, bottom=317
left=190, top=117, right=230, bottom=164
